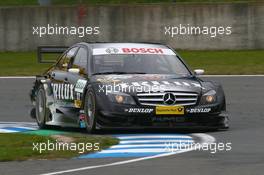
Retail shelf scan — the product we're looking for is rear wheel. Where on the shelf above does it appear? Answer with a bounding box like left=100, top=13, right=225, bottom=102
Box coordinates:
left=35, top=86, right=49, bottom=129
left=84, top=90, right=98, bottom=133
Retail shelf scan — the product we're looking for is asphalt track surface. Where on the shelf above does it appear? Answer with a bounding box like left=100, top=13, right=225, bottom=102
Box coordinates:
left=0, top=76, right=264, bottom=175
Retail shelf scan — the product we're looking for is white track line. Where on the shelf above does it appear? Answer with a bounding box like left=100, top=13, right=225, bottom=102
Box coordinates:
left=40, top=133, right=215, bottom=175
left=41, top=151, right=185, bottom=175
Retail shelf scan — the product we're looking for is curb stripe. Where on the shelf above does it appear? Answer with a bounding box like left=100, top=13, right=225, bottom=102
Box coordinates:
left=111, top=143, right=193, bottom=148
left=79, top=152, right=167, bottom=158
left=119, top=139, right=192, bottom=144
left=41, top=133, right=215, bottom=175
left=80, top=134, right=194, bottom=158
left=0, top=122, right=39, bottom=133
left=2, top=127, right=34, bottom=132
left=0, top=129, right=17, bottom=133
left=99, top=149, right=170, bottom=153
left=116, top=135, right=192, bottom=139
left=106, top=145, right=193, bottom=150
left=118, top=141, right=193, bottom=145
left=118, top=136, right=192, bottom=140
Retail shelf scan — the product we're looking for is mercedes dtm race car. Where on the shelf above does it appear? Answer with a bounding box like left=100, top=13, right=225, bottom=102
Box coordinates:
left=30, top=42, right=229, bottom=132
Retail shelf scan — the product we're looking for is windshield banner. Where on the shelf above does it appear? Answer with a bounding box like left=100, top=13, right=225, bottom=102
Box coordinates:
left=93, top=47, right=176, bottom=55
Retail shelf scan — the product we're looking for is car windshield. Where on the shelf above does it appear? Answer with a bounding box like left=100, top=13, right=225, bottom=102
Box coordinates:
left=92, top=54, right=191, bottom=76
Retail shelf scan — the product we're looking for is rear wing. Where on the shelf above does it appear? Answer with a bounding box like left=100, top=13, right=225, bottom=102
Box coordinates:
left=37, top=46, right=68, bottom=63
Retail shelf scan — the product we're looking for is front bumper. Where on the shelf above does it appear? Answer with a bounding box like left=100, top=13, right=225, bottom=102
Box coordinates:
left=96, top=103, right=229, bottom=129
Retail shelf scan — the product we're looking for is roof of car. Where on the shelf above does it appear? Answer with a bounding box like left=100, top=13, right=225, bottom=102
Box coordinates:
left=78, top=42, right=169, bottom=49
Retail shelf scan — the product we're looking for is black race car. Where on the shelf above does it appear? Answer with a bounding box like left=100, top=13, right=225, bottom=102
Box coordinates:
left=30, top=42, right=229, bottom=133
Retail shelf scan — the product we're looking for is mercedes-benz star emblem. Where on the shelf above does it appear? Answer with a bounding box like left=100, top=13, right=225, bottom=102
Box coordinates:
left=105, top=47, right=119, bottom=54
left=163, top=93, right=176, bottom=105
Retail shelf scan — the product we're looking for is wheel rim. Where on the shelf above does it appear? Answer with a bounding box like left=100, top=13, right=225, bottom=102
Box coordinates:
left=86, top=93, right=95, bottom=128
left=36, top=89, right=45, bottom=124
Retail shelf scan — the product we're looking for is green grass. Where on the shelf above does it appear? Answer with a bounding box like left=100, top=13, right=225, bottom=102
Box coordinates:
left=0, top=50, right=263, bottom=76
left=0, top=0, right=261, bottom=6
left=0, top=52, right=51, bottom=76
left=0, top=132, right=118, bottom=161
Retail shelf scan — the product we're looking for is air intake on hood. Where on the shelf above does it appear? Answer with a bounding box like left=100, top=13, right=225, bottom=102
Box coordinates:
left=137, top=91, right=198, bottom=106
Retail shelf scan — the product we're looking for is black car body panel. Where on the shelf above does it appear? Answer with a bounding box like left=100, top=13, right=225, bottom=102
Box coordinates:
left=30, top=42, right=229, bottom=130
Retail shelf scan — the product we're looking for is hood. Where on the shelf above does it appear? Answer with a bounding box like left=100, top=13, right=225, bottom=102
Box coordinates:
left=93, top=74, right=204, bottom=94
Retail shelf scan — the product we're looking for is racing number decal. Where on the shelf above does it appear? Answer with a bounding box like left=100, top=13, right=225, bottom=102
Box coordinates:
left=75, top=79, right=87, bottom=93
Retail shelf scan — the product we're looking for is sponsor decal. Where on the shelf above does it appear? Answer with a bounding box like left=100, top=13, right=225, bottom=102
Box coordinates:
left=51, top=83, right=74, bottom=100
left=74, top=100, right=82, bottom=108
left=96, top=77, right=125, bottom=84
left=129, top=81, right=203, bottom=89
left=75, top=79, right=87, bottom=93
left=96, top=79, right=121, bottom=84
left=152, top=117, right=185, bottom=122
left=79, top=114, right=86, bottom=128
left=186, top=108, right=211, bottom=113
left=125, top=108, right=154, bottom=113
left=93, top=47, right=176, bottom=55
left=156, top=106, right=184, bottom=115
left=122, top=48, right=163, bottom=54
left=56, top=101, right=74, bottom=107
left=96, top=75, right=134, bottom=84
left=96, top=74, right=203, bottom=89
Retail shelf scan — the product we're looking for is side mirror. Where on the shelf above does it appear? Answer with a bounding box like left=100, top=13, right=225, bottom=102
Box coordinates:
left=68, top=68, right=80, bottom=74
left=194, top=69, right=204, bottom=75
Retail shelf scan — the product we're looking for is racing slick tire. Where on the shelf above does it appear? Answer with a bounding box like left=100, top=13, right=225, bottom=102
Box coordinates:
left=84, top=89, right=98, bottom=133
left=35, top=85, right=49, bottom=129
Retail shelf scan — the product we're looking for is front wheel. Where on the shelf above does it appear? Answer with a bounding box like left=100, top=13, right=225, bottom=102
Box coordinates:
left=35, top=86, right=49, bottom=129
left=84, top=90, right=98, bottom=133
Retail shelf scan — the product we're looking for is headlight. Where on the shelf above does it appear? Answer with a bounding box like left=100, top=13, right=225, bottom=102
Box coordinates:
left=108, top=92, right=136, bottom=105
left=200, top=90, right=217, bottom=104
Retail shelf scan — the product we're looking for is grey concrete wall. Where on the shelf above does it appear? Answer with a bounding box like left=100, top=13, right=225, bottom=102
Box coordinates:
left=0, top=3, right=263, bottom=51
